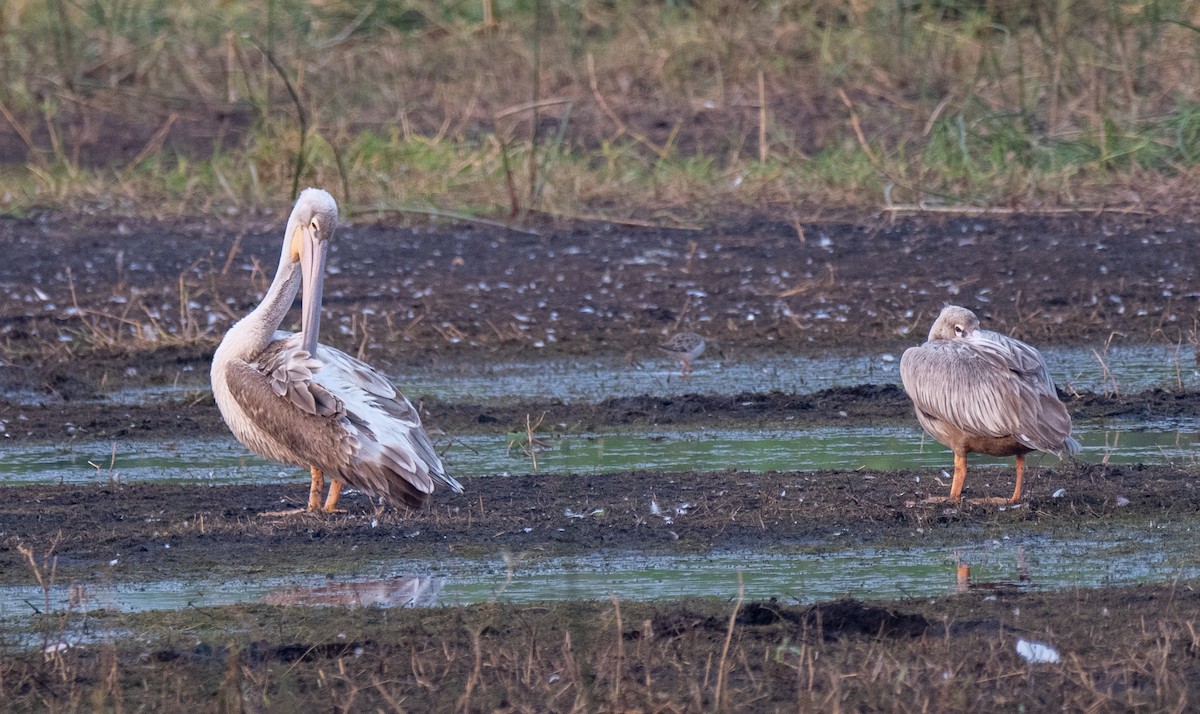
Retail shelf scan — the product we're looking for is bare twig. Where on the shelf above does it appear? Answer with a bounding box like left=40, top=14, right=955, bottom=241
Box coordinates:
left=126, top=112, right=178, bottom=169
left=838, top=89, right=879, bottom=167
left=0, top=98, right=45, bottom=167
left=883, top=203, right=1151, bottom=216
left=249, top=38, right=308, bottom=201
left=610, top=592, right=624, bottom=703
left=587, top=52, right=666, bottom=158
left=757, top=70, right=768, bottom=164
left=494, top=97, right=574, bottom=121
left=715, top=573, right=744, bottom=711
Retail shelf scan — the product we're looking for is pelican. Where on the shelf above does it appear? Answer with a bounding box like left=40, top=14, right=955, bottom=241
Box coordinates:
left=211, top=188, right=462, bottom=513
left=899, top=305, right=1079, bottom=504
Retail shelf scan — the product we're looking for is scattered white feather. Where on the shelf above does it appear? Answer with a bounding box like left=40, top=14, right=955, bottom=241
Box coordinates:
left=1016, top=639, right=1060, bottom=664
left=564, top=508, right=604, bottom=519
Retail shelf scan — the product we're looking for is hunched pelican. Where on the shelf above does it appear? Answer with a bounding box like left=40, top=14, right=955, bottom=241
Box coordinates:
left=211, top=188, right=462, bottom=513
left=899, top=305, right=1079, bottom=504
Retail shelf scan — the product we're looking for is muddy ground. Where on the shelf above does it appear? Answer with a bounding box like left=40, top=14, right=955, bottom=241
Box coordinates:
left=2, top=211, right=1200, bottom=711
left=0, top=209, right=1198, bottom=371
left=0, top=461, right=1194, bottom=587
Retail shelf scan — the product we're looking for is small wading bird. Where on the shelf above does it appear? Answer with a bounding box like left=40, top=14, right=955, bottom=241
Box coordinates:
left=660, top=331, right=708, bottom=379
left=211, top=188, right=462, bottom=514
left=899, top=305, right=1079, bottom=504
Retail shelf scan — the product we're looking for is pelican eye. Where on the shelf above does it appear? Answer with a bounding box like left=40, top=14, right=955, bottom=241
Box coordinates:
left=953, top=324, right=965, bottom=336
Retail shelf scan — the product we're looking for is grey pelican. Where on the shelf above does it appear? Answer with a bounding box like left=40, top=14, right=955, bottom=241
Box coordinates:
left=660, top=332, right=707, bottom=379
left=899, top=305, right=1079, bottom=504
left=211, top=188, right=462, bottom=513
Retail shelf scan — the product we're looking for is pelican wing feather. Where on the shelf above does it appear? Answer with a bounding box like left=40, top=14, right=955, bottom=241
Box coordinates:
left=309, top=344, right=464, bottom=499
left=263, top=347, right=344, bottom=418
left=223, top=354, right=357, bottom=474
left=900, top=329, right=1077, bottom=455
left=315, top=345, right=399, bottom=400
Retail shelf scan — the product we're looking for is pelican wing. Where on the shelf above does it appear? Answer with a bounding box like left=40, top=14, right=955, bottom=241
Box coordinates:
left=900, top=331, right=1076, bottom=454
left=251, top=331, right=346, bottom=418
left=223, top=352, right=357, bottom=474
left=228, top=336, right=460, bottom=509
left=314, top=345, right=399, bottom=400
left=310, top=345, right=464, bottom=502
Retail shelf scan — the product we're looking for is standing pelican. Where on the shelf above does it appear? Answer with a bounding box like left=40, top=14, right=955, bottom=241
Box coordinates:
left=899, top=305, right=1079, bottom=504
left=211, top=188, right=462, bottom=513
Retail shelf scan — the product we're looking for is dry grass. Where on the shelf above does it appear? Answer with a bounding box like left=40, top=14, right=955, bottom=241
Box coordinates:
left=2, top=584, right=1200, bottom=712
left=3, top=2, right=1200, bottom=219
left=58, top=258, right=233, bottom=354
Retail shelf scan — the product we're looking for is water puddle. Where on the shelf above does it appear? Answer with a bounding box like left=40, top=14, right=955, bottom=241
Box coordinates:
left=3, top=419, right=1197, bottom=486
left=392, top=345, right=1200, bottom=403
left=3, top=345, right=1196, bottom=407
left=1, top=523, right=1196, bottom=618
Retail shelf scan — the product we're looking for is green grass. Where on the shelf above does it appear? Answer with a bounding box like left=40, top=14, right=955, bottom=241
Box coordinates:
left=3, top=0, right=1200, bottom=219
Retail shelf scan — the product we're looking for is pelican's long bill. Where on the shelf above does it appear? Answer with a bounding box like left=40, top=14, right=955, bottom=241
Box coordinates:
left=298, top=222, right=329, bottom=355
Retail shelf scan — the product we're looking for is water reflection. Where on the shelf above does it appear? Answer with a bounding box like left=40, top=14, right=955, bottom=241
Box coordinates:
left=262, top=575, right=441, bottom=608
left=1, top=524, right=1196, bottom=617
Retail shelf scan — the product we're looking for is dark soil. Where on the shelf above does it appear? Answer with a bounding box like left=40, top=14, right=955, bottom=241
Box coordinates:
left=1, top=208, right=1198, bottom=587
left=1, top=210, right=1198, bottom=375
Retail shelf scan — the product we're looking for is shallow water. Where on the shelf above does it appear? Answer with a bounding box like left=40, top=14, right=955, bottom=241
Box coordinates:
left=401, top=344, right=1198, bottom=402
left=2, top=419, right=1196, bottom=486
left=5, top=345, right=1196, bottom=407
left=1, top=522, right=1196, bottom=618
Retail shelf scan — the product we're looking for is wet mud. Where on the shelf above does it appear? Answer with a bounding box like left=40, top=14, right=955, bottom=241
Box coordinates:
left=2, top=210, right=1199, bottom=583
left=0, top=461, right=1194, bottom=586
left=1, top=210, right=1198, bottom=369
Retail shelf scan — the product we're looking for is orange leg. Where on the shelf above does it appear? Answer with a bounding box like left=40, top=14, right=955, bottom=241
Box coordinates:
left=956, top=562, right=971, bottom=592
left=1009, top=454, right=1025, bottom=503
left=948, top=452, right=968, bottom=503
left=322, top=480, right=344, bottom=512
left=680, top=359, right=692, bottom=380
left=307, top=466, right=324, bottom=512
